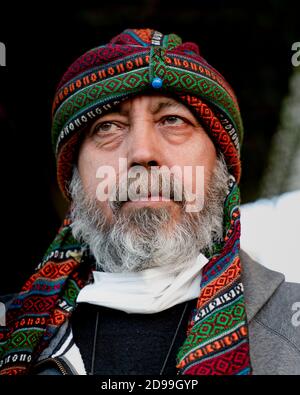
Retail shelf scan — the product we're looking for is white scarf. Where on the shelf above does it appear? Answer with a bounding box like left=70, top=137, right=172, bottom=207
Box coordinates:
left=76, top=253, right=208, bottom=314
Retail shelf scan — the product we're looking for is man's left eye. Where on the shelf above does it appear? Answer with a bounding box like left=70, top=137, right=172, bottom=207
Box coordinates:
left=162, top=116, right=185, bottom=126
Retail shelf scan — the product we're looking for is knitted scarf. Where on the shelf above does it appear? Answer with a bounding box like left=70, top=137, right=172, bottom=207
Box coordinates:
left=0, top=177, right=252, bottom=375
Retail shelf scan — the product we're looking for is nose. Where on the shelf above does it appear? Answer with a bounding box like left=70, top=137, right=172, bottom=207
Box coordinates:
left=126, top=119, right=161, bottom=169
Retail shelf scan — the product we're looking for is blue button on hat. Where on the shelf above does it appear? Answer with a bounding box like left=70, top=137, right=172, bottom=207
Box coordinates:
left=151, top=77, right=163, bottom=89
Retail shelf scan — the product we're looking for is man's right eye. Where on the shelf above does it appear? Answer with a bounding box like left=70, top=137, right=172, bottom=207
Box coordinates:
left=93, top=121, right=116, bottom=133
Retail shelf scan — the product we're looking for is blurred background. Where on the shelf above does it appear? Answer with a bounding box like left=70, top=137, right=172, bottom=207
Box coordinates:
left=0, top=0, right=299, bottom=292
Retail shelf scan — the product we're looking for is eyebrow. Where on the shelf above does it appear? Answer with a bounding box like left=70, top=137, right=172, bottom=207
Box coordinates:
left=151, top=99, right=184, bottom=114
left=105, top=99, right=185, bottom=117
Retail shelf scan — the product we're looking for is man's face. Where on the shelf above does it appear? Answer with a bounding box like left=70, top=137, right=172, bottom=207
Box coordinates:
left=77, top=94, right=217, bottom=221
left=71, top=94, right=226, bottom=273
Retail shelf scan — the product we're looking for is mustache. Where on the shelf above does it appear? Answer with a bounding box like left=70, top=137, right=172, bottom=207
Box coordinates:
left=108, top=169, right=187, bottom=213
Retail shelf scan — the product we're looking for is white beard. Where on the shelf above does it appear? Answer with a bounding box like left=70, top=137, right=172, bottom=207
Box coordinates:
left=69, top=156, right=229, bottom=274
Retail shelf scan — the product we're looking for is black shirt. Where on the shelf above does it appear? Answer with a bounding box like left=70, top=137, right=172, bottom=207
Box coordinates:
left=71, top=298, right=197, bottom=375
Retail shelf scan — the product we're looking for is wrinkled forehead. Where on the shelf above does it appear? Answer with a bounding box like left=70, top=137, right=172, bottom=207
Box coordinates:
left=103, top=93, right=193, bottom=116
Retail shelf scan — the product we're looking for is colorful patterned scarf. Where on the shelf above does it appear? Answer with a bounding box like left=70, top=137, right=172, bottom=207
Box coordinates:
left=176, top=178, right=251, bottom=375
left=0, top=177, right=251, bottom=375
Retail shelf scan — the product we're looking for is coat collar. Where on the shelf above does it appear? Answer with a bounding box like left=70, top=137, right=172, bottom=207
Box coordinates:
left=240, top=250, right=285, bottom=322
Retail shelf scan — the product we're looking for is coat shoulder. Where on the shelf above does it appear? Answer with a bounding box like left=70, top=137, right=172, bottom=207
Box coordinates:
left=255, top=280, right=300, bottom=351
left=249, top=280, right=300, bottom=375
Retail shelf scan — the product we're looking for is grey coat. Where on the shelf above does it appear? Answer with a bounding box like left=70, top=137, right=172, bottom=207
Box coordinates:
left=241, top=250, right=300, bottom=375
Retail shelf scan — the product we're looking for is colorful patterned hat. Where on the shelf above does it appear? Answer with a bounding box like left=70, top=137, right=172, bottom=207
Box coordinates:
left=52, top=28, right=243, bottom=198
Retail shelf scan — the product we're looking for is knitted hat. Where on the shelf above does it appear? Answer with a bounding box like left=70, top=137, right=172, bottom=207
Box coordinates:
left=52, top=28, right=243, bottom=198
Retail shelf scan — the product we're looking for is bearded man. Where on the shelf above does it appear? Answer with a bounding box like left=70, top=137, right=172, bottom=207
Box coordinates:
left=0, top=29, right=299, bottom=376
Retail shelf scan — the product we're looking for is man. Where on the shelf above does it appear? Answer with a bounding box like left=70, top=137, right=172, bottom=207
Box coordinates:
left=0, top=28, right=299, bottom=375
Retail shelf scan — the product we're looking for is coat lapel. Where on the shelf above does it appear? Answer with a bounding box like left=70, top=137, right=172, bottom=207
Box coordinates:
left=240, top=250, right=285, bottom=322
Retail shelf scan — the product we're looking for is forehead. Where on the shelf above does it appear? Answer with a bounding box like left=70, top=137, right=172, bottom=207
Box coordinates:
left=112, top=94, right=190, bottom=114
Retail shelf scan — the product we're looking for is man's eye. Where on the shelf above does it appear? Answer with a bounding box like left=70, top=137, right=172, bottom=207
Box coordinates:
left=162, top=116, right=185, bottom=126
left=93, top=121, right=118, bottom=133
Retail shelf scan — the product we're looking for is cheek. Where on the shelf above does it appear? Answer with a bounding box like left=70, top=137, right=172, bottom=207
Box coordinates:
left=202, top=140, right=217, bottom=187
left=77, top=147, right=116, bottom=223
left=77, top=143, right=100, bottom=195
left=177, top=135, right=217, bottom=194
left=77, top=140, right=119, bottom=209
